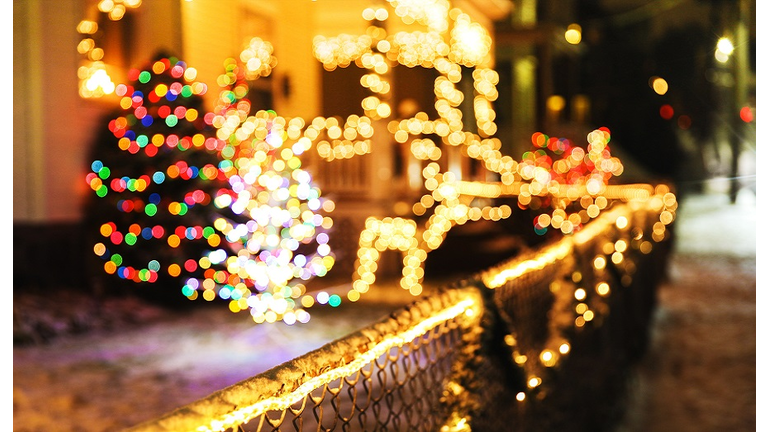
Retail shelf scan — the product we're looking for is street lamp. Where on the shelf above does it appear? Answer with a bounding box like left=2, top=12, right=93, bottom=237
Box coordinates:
left=715, top=37, right=734, bottom=63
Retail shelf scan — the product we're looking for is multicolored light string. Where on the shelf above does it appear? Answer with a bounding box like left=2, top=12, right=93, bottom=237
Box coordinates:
left=189, top=109, right=337, bottom=325
left=87, top=56, right=227, bottom=287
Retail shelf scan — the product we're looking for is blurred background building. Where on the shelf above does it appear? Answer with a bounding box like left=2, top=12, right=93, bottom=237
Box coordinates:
left=13, top=0, right=756, bottom=294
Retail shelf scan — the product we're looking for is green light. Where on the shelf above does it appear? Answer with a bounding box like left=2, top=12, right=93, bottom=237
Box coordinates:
left=98, top=167, right=111, bottom=179
left=139, top=71, right=151, bottom=83
left=111, top=254, right=123, bottom=265
left=145, top=203, right=158, bottom=216
left=328, top=294, right=341, bottom=307
left=222, top=146, right=235, bottom=159
left=137, top=135, right=149, bottom=147
left=165, top=115, right=178, bottom=127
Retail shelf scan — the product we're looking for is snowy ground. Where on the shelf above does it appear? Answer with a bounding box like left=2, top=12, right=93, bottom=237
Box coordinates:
left=615, top=189, right=758, bottom=432
left=12, top=283, right=419, bottom=432
left=11, top=190, right=758, bottom=432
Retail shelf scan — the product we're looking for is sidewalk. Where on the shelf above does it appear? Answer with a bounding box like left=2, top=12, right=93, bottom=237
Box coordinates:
left=12, top=279, right=423, bottom=431
left=616, top=189, right=757, bottom=431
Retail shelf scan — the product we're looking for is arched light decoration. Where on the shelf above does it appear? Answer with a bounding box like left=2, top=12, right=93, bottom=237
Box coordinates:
left=307, top=0, right=511, bottom=299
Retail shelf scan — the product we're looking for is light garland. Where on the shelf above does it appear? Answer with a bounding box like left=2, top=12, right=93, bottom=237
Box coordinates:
left=76, top=0, right=143, bottom=98
left=193, top=296, right=480, bottom=432
left=481, top=194, right=676, bottom=402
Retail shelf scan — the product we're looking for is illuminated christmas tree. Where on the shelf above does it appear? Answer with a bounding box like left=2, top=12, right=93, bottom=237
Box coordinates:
left=85, top=54, right=228, bottom=302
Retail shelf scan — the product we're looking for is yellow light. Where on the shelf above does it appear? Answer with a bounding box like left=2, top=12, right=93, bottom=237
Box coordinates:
left=596, top=282, right=610, bottom=296
left=717, top=37, right=734, bottom=56
left=527, top=376, right=542, bottom=388
left=483, top=241, right=571, bottom=288
left=574, top=288, right=586, bottom=301
left=616, top=215, right=628, bottom=229
left=202, top=289, right=216, bottom=302
left=79, top=63, right=116, bottom=98
left=504, top=334, right=517, bottom=346
left=650, top=77, right=668, bottom=95
left=565, top=24, right=582, bottom=45
left=611, top=251, right=624, bottom=264
left=76, top=20, right=98, bottom=34
left=547, top=95, right=566, bottom=112
left=540, top=349, right=558, bottom=367
left=593, top=256, right=606, bottom=270
left=516, top=392, right=526, bottom=401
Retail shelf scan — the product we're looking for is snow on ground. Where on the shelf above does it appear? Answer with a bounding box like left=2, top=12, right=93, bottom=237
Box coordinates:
left=616, top=189, right=757, bottom=432
left=13, top=286, right=416, bottom=432
left=12, top=191, right=758, bottom=432
left=672, top=188, right=757, bottom=258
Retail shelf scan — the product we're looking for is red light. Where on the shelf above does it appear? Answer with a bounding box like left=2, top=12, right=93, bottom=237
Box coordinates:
left=184, top=259, right=198, bottom=272
left=110, top=231, right=123, bottom=245
left=660, top=104, right=674, bottom=120
left=740, top=106, right=754, bottom=123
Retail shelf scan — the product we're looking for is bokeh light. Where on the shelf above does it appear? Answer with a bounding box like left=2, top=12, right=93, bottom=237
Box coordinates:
left=564, top=24, right=582, bottom=45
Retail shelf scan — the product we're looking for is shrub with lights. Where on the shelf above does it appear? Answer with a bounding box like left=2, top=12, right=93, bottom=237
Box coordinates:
left=517, top=127, right=625, bottom=237
left=193, top=57, right=337, bottom=325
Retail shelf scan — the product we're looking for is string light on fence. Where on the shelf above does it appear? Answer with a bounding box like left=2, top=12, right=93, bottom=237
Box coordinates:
left=189, top=294, right=480, bottom=432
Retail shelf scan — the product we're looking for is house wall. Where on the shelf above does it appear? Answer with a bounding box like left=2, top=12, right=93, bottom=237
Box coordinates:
left=14, top=0, right=98, bottom=223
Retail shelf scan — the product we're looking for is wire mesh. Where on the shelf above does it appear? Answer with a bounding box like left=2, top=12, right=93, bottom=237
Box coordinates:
left=125, top=288, right=483, bottom=432
left=125, top=199, right=673, bottom=432
left=242, top=324, right=461, bottom=432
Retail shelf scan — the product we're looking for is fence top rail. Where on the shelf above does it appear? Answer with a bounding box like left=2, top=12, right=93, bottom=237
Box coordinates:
left=124, top=286, right=483, bottom=432
left=479, top=196, right=664, bottom=289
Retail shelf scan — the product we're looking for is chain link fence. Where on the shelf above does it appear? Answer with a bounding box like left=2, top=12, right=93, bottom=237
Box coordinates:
left=126, top=196, right=674, bottom=432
